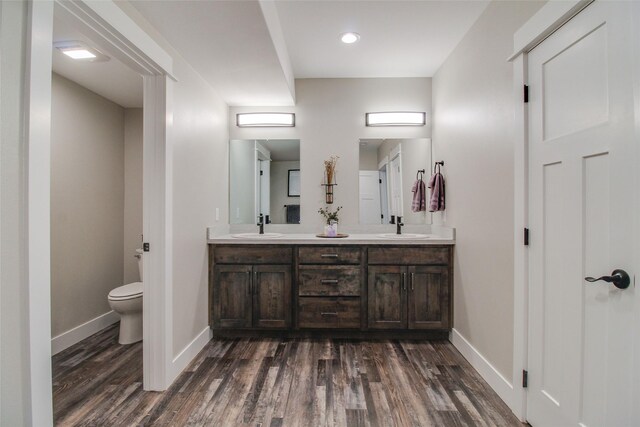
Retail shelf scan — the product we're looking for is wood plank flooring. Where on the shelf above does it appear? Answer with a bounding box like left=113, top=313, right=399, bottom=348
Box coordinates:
left=53, top=324, right=522, bottom=426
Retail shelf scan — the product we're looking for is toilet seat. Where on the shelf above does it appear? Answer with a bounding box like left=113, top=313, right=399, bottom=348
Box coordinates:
left=108, top=282, right=143, bottom=301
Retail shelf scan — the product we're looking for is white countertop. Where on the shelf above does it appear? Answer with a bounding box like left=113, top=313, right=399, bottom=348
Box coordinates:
left=208, top=233, right=454, bottom=245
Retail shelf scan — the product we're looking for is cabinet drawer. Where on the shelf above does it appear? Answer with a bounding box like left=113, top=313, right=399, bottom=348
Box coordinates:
left=298, top=297, right=360, bottom=329
left=213, top=246, right=292, bottom=264
left=368, top=247, right=450, bottom=265
left=298, top=246, right=361, bottom=264
left=298, top=266, right=360, bottom=296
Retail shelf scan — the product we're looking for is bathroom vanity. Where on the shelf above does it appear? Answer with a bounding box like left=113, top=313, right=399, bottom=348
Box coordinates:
left=208, top=235, right=454, bottom=338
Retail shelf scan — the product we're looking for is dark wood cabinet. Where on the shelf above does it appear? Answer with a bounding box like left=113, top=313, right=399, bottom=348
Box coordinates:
left=298, top=297, right=360, bottom=329
left=296, top=246, right=365, bottom=330
left=367, top=266, right=406, bottom=329
left=213, top=265, right=252, bottom=328
left=253, top=265, right=291, bottom=328
left=408, top=266, right=450, bottom=330
left=210, top=244, right=452, bottom=336
left=367, top=249, right=453, bottom=331
left=210, top=246, right=292, bottom=330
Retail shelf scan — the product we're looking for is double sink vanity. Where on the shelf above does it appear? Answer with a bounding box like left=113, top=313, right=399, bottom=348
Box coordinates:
left=208, top=232, right=455, bottom=338
left=216, top=136, right=452, bottom=337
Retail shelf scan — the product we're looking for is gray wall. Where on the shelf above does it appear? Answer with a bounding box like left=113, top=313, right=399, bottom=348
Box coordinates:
left=124, top=108, right=143, bottom=283
left=50, top=73, right=125, bottom=338
left=432, top=0, right=545, bottom=380
left=270, top=160, right=301, bottom=224
left=170, top=56, right=229, bottom=355
left=1, top=1, right=30, bottom=424
left=359, top=146, right=378, bottom=170
left=230, top=78, right=432, bottom=226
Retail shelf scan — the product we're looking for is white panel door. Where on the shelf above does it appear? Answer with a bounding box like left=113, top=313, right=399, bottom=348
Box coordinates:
left=260, top=160, right=270, bottom=218
left=379, top=168, right=390, bottom=224
left=359, top=171, right=382, bottom=224
left=389, top=153, right=403, bottom=218
left=527, top=2, right=637, bottom=426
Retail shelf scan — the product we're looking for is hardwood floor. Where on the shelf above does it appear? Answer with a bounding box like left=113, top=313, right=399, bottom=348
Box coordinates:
left=53, top=324, right=522, bottom=426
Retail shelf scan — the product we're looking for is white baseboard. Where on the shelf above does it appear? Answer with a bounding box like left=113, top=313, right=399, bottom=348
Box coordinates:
left=51, top=310, right=120, bottom=355
left=449, top=328, right=515, bottom=412
left=170, top=326, right=212, bottom=381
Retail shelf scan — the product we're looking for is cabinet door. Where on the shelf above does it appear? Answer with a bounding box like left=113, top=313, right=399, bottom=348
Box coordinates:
left=213, top=265, right=252, bottom=328
left=368, top=266, right=407, bottom=329
left=253, top=265, right=291, bottom=328
left=408, top=266, right=450, bottom=329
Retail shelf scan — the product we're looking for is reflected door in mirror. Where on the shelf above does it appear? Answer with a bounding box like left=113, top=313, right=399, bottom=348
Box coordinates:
left=229, top=139, right=301, bottom=225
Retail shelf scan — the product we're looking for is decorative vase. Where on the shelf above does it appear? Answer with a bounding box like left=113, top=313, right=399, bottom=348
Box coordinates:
left=325, top=220, right=338, bottom=237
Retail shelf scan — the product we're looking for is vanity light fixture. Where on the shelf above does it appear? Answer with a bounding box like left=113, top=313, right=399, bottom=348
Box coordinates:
left=54, top=41, right=110, bottom=62
left=236, top=112, right=295, bottom=127
left=365, top=111, right=426, bottom=127
left=340, top=32, right=360, bottom=44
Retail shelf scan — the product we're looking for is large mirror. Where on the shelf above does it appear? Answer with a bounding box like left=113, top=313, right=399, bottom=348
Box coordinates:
left=359, top=138, right=432, bottom=225
left=230, top=139, right=301, bottom=224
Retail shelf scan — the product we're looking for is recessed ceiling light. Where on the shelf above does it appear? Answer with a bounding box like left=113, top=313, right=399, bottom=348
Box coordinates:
left=53, top=41, right=110, bottom=62
left=340, top=32, right=360, bottom=44
left=61, top=49, right=97, bottom=60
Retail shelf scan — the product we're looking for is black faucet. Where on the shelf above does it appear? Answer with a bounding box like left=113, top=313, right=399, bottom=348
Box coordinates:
left=396, top=216, right=404, bottom=235
left=257, top=214, right=265, bottom=235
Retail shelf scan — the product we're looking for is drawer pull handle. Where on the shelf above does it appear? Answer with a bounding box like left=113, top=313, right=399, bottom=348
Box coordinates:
left=321, top=312, right=338, bottom=316
left=321, top=279, right=339, bottom=284
left=321, top=254, right=339, bottom=258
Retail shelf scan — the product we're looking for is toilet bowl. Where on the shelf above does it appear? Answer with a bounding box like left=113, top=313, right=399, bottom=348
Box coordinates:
left=108, top=249, right=143, bottom=344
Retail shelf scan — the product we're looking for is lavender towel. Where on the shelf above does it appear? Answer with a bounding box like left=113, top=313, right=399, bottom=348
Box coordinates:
left=427, top=172, right=445, bottom=212
left=411, top=179, right=426, bottom=212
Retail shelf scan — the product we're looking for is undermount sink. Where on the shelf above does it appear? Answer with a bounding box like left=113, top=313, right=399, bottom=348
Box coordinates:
left=231, top=233, right=284, bottom=239
left=377, top=233, right=434, bottom=239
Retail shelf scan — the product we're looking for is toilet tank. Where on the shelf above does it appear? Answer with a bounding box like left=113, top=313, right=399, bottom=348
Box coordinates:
left=136, top=249, right=144, bottom=281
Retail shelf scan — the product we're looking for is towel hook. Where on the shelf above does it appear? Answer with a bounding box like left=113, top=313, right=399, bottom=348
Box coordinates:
left=416, top=169, right=426, bottom=180
left=433, top=161, right=444, bottom=173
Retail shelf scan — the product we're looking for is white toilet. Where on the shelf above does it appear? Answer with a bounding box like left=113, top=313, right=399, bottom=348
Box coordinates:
left=108, top=249, right=143, bottom=344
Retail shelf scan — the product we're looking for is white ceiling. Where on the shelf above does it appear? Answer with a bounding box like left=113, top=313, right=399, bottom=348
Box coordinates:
left=275, top=0, right=490, bottom=78
left=129, top=0, right=295, bottom=106
left=127, top=0, right=490, bottom=106
left=52, top=14, right=143, bottom=108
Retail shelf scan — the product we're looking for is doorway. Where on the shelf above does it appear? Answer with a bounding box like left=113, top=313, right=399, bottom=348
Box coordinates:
left=50, top=0, right=174, bottom=393
left=50, top=8, right=145, bottom=355
left=17, top=2, right=174, bottom=422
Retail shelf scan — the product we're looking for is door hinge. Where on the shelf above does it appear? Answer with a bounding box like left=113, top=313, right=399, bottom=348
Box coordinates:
left=524, top=228, right=530, bottom=246
left=381, top=214, right=384, bottom=219
left=260, top=170, right=263, bottom=176
left=524, top=85, right=529, bottom=103
left=522, top=370, right=529, bottom=388
left=379, top=179, right=382, bottom=184
left=143, top=242, right=150, bottom=252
